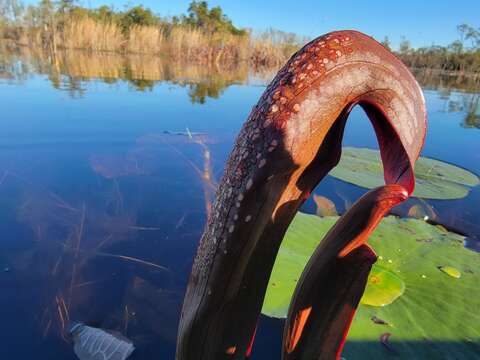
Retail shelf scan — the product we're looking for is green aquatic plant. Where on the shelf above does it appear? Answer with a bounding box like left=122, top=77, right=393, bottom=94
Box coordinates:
left=329, top=147, right=479, bottom=199
left=263, top=212, right=480, bottom=359
left=360, top=266, right=405, bottom=307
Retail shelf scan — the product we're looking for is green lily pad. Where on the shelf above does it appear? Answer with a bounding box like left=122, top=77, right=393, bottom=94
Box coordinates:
left=361, top=266, right=405, bottom=306
left=262, top=212, right=480, bottom=359
left=329, top=147, right=479, bottom=199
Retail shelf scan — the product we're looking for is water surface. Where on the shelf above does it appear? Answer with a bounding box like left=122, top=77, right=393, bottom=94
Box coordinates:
left=0, top=48, right=479, bottom=359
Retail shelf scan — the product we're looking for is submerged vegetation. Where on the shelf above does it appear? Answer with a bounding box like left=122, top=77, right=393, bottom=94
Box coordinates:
left=0, top=0, right=479, bottom=78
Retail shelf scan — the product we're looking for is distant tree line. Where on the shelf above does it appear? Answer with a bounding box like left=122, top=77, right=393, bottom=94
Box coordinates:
left=0, top=0, right=479, bottom=74
left=0, top=0, right=246, bottom=35
left=0, top=0, right=249, bottom=47
left=380, top=24, right=480, bottom=74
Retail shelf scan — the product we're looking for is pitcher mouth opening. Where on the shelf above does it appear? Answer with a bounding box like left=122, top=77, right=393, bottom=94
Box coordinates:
left=376, top=184, right=409, bottom=205
left=359, top=100, right=417, bottom=195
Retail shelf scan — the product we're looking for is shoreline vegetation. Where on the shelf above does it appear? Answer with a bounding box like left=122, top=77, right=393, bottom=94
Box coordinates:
left=0, top=0, right=480, bottom=81
left=0, top=0, right=307, bottom=68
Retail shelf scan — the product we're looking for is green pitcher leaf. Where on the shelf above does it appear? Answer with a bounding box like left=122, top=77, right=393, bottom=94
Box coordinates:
left=262, top=212, right=480, bottom=359
left=328, top=147, right=479, bottom=199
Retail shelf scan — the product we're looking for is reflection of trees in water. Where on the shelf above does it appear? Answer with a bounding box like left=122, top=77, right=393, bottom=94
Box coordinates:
left=412, top=68, right=480, bottom=93
left=414, top=67, right=480, bottom=129
left=187, top=77, right=236, bottom=104
left=1, top=46, right=252, bottom=102
left=462, top=94, right=480, bottom=128
left=441, top=90, right=480, bottom=129
left=3, top=45, right=479, bottom=121
left=0, top=44, right=29, bottom=82
left=49, top=74, right=87, bottom=98
left=4, top=46, right=479, bottom=94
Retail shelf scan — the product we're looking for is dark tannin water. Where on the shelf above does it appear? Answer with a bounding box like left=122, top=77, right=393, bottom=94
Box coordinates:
left=0, top=49, right=479, bottom=359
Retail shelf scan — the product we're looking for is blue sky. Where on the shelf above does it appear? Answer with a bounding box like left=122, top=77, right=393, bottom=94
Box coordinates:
left=24, top=0, right=479, bottom=49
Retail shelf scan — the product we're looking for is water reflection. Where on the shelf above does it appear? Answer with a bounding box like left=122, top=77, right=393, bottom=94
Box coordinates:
left=2, top=45, right=479, bottom=133
left=1, top=45, right=275, bottom=103
left=451, top=93, right=479, bottom=129
left=412, top=68, right=480, bottom=94
left=3, top=45, right=479, bottom=104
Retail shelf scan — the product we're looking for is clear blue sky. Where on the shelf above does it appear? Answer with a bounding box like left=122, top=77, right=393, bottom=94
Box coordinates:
left=24, top=0, right=480, bottom=49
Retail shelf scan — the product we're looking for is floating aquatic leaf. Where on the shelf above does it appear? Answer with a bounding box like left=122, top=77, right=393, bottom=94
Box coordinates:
left=262, top=212, right=480, bottom=359
left=407, top=200, right=437, bottom=221
left=329, top=147, right=479, bottom=199
left=438, top=265, right=461, bottom=278
left=70, top=323, right=135, bottom=360
left=313, top=194, right=338, bottom=217
left=360, top=266, right=405, bottom=306
left=407, top=204, right=428, bottom=220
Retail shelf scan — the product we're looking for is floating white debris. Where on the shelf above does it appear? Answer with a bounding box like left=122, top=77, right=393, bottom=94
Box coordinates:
left=70, top=323, right=135, bottom=360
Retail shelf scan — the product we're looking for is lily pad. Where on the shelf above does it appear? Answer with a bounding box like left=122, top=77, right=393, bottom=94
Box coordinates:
left=329, top=147, right=479, bottom=199
left=407, top=200, right=437, bottom=221
left=262, top=212, right=480, bottom=359
left=361, top=266, right=405, bottom=306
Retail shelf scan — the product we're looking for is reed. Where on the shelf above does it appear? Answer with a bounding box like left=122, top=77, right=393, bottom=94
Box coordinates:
left=249, top=36, right=289, bottom=67
left=1, top=17, right=298, bottom=67
left=126, top=25, right=163, bottom=55
left=58, top=18, right=124, bottom=52
left=164, top=26, right=250, bottom=64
